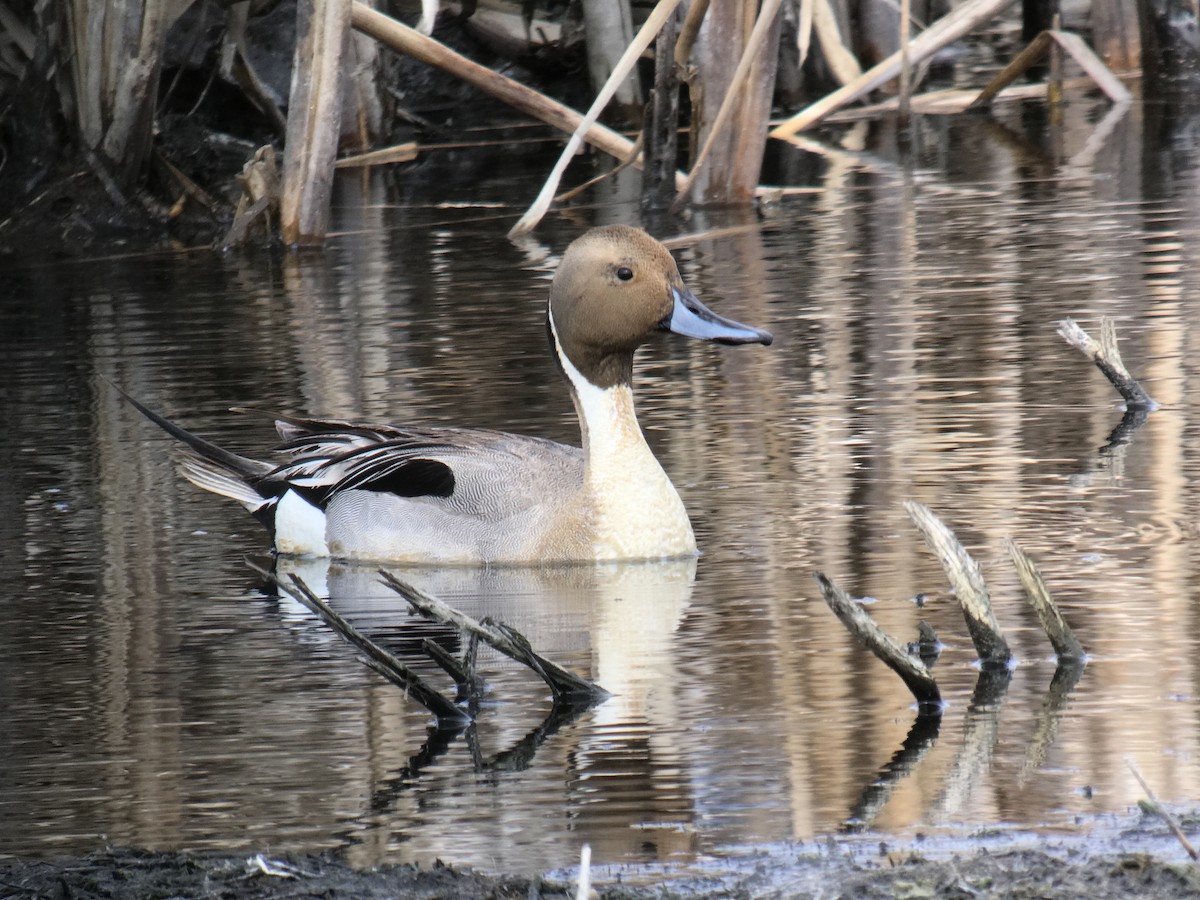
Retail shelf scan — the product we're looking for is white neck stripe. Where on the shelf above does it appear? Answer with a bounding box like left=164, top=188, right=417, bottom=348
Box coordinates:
left=549, top=310, right=642, bottom=462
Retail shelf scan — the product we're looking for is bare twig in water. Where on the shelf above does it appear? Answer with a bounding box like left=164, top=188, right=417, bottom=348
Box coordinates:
left=1006, top=539, right=1085, bottom=662
left=814, top=572, right=942, bottom=712
left=904, top=501, right=1012, bottom=667
left=1057, top=316, right=1158, bottom=409
left=1127, top=757, right=1200, bottom=860
left=247, top=561, right=470, bottom=727
left=379, top=570, right=610, bottom=702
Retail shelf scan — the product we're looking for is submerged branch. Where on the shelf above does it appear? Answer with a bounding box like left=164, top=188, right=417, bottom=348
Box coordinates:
left=1057, top=317, right=1157, bottom=410
left=904, top=501, right=1012, bottom=667
left=379, top=570, right=610, bottom=703
left=814, top=572, right=942, bottom=712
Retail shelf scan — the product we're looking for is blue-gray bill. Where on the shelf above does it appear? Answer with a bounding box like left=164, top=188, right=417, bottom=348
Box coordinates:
left=665, top=287, right=773, bottom=346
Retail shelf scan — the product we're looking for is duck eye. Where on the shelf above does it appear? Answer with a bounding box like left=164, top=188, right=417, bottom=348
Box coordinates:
left=616, top=266, right=634, bottom=282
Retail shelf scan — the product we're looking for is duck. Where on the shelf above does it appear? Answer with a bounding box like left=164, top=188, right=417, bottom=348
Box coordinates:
left=124, top=225, right=772, bottom=564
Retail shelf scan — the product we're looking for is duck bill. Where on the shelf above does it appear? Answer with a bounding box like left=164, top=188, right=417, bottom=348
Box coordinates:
left=666, top=287, right=773, bottom=346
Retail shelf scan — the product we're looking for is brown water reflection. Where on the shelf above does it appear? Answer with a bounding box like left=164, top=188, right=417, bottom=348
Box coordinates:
left=4, top=95, right=1200, bottom=875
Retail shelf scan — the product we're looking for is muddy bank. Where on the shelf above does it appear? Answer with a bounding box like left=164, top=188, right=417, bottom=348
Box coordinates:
left=5, top=829, right=1199, bottom=899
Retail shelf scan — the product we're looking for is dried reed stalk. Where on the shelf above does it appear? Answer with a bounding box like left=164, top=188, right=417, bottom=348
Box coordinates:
left=1006, top=539, right=1085, bottom=661
left=815, top=572, right=942, bottom=711
left=771, top=0, right=1018, bottom=138
left=669, top=0, right=785, bottom=212
left=904, top=501, right=1012, bottom=667
left=508, top=0, right=683, bottom=237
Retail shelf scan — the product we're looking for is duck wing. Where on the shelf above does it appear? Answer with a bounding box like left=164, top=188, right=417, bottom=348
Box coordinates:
left=261, top=414, right=582, bottom=514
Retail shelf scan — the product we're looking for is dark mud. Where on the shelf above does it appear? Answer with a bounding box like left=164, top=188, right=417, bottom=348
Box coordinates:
left=5, top=820, right=1200, bottom=900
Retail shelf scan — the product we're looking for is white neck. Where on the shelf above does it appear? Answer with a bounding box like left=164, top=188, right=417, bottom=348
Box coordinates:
left=550, top=312, right=650, bottom=469
left=549, top=313, right=695, bottom=559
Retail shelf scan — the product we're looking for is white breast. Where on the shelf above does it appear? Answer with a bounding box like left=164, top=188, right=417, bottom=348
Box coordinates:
left=552, top=317, right=697, bottom=561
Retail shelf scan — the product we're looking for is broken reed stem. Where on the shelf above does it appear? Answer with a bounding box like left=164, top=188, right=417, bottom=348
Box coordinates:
left=674, top=0, right=710, bottom=68
left=1057, top=316, right=1158, bottom=409
left=556, top=132, right=644, bottom=202
left=379, top=570, right=610, bottom=702
left=904, top=501, right=1012, bottom=667
left=1006, top=539, right=1086, bottom=662
left=814, top=572, right=942, bottom=712
left=669, top=0, right=784, bottom=212
left=575, top=844, right=592, bottom=900
left=350, top=3, right=674, bottom=184
left=770, top=0, right=1018, bottom=137
left=508, top=0, right=683, bottom=237
left=246, top=562, right=470, bottom=727
left=1126, top=757, right=1200, bottom=860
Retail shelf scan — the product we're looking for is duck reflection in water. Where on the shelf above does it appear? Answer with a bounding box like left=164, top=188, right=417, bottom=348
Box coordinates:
left=275, top=555, right=701, bottom=861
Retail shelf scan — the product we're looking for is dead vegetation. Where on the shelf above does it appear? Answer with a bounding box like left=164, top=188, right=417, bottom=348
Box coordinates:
left=0, top=0, right=1163, bottom=249
left=815, top=315, right=1168, bottom=837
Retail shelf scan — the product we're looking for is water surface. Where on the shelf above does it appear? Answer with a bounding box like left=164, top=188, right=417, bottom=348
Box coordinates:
left=4, top=94, right=1200, bottom=876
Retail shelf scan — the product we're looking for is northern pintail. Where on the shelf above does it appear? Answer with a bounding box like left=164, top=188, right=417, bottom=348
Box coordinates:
left=126, top=225, right=772, bottom=563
